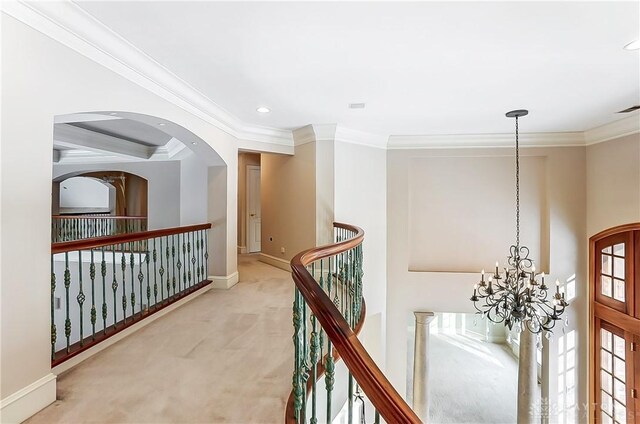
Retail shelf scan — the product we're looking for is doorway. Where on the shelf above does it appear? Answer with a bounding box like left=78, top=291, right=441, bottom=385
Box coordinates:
left=246, top=165, right=261, bottom=253
left=590, top=224, right=639, bottom=424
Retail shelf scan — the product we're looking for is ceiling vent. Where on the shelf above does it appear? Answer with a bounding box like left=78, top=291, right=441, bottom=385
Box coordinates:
left=349, top=103, right=366, bottom=109
left=616, top=105, right=640, bottom=113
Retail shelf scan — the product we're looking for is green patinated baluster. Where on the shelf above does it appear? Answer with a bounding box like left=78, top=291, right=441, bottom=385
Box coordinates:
left=165, top=236, right=171, bottom=298
left=145, top=249, right=150, bottom=310
left=318, top=259, right=325, bottom=360
left=64, top=253, right=71, bottom=353
left=190, top=232, right=196, bottom=286
left=292, top=288, right=304, bottom=423
left=121, top=244, right=127, bottom=323
left=153, top=239, right=159, bottom=306
left=51, top=256, right=57, bottom=360
left=182, top=233, right=187, bottom=289
left=77, top=251, right=86, bottom=346
left=137, top=248, right=143, bottom=313
left=90, top=250, right=96, bottom=340
left=101, top=247, right=107, bottom=335
left=196, top=230, right=204, bottom=283
left=172, top=235, right=177, bottom=295
left=112, top=245, right=118, bottom=327
left=159, top=237, right=166, bottom=302
left=204, top=230, right=209, bottom=279
left=186, top=232, right=192, bottom=287
left=374, top=410, right=380, bottom=424
left=130, top=242, right=136, bottom=315
left=310, top=264, right=319, bottom=424
left=301, top=299, right=309, bottom=421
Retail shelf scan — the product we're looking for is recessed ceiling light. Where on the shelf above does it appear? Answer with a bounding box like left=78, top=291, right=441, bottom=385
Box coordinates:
left=256, top=106, right=271, bottom=114
left=624, top=39, right=640, bottom=50
left=349, top=103, right=366, bottom=109
left=191, top=141, right=198, bottom=145
left=158, top=123, right=166, bottom=126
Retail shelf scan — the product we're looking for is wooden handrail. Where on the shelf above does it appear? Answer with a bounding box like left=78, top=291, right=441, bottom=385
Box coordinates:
left=288, top=222, right=421, bottom=424
left=52, top=215, right=147, bottom=220
left=52, top=223, right=211, bottom=254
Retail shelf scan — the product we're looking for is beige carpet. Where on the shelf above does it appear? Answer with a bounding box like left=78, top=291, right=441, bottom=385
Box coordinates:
left=27, top=255, right=294, bottom=424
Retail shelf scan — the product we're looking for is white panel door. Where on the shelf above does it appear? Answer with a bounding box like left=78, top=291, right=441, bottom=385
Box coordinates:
left=247, top=166, right=261, bottom=253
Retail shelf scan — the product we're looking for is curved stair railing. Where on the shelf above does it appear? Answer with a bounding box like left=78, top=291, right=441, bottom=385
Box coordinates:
left=286, top=223, right=421, bottom=424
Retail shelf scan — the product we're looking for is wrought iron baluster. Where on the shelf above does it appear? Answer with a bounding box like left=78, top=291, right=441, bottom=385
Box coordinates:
left=310, top=263, right=319, bottom=424
left=64, top=252, right=71, bottom=353
left=90, top=250, right=96, bottom=340
left=121, top=243, right=127, bottom=323
left=112, top=245, right=118, bottom=328
left=153, top=238, right=159, bottom=307
left=172, top=235, right=177, bottom=296
left=77, top=251, right=85, bottom=346
left=145, top=248, right=150, bottom=311
left=204, top=230, right=209, bottom=279
left=101, top=247, right=107, bottom=335
left=182, top=233, right=187, bottom=290
left=292, top=288, right=303, bottom=423
left=190, top=231, right=196, bottom=286
left=130, top=242, right=136, bottom=316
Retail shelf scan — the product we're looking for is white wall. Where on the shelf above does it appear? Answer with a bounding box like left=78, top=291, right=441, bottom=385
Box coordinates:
left=1, top=14, right=238, bottom=420
left=386, top=146, right=587, bottom=421
left=59, top=176, right=111, bottom=212
left=334, top=141, right=387, bottom=366
left=180, top=152, right=209, bottom=226
left=54, top=161, right=181, bottom=230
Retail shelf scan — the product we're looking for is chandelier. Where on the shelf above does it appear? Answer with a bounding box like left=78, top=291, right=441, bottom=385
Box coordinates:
left=470, top=109, right=568, bottom=335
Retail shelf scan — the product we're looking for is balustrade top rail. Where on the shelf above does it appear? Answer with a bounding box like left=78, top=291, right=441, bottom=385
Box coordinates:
left=52, top=215, right=147, bottom=220
left=289, top=222, right=420, bottom=424
left=52, top=223, right=211, bottom=253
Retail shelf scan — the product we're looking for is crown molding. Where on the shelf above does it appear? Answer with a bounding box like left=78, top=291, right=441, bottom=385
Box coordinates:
left=388, top=131, right=585, bottom=150
left=584, top=114, right=640, bottom=145
left=292, top=125, right=316, bottom=146
left=335, top=126, right=388, bottom=149
left=2, top=0, right=294, bottom=147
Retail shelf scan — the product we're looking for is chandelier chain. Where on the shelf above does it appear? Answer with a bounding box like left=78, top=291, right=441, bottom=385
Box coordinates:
left=515, top=116, right=520, bottom=250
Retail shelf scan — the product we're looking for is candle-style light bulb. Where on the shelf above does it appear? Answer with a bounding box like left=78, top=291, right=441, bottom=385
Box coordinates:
left=555, top=279, right=560, bottom=295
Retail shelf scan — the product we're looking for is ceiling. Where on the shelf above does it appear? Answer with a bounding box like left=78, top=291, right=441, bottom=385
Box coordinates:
left=76, top=1, right=639, bottom=136
left=70, top=119, right=173, bottom=147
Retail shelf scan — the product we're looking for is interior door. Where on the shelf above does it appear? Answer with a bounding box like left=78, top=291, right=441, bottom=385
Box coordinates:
left=247, top=166, right=261, bottom=253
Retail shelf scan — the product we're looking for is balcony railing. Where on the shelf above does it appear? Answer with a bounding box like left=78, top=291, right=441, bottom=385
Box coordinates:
left=51, top=223, right=211, bottom=366
left=52, top=215, right=148, bottom=243
left=286, top=223, right=421, bottom=424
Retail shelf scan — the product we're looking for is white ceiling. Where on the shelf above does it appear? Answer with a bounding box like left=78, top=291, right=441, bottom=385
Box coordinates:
left=76, top=1, right=640, bottom=136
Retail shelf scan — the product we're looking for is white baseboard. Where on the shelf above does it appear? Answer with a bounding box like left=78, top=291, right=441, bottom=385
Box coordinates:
left=0, top=373, right=56, bottom=424
left=258, top=253, right=291, bottom=272
left=52, top=284, right=212, bottom=375
left=237, top=245, right=247, bottom=254
left=210, top=271, right=239, bottom=289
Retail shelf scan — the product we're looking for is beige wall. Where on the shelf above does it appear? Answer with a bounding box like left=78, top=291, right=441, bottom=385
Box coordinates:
left=237, top=152, right=261, bottom=250
left=261, top=143, right=316, bottom=264
left=386, top=145, right=587, bottom=420
left=586, top=133, right=640, bottom=237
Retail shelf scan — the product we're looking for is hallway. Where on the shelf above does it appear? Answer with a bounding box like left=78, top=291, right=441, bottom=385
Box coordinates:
left=28, top=255, right=294, bottom=424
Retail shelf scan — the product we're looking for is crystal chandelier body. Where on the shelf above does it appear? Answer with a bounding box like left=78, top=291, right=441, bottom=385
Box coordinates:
left=470, top=110, right=568, bottom=335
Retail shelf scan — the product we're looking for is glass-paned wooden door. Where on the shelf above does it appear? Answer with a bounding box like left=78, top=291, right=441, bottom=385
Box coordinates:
left=596, top=321, right=636, bottom=423
left=592, top=227, right=639, bottom=424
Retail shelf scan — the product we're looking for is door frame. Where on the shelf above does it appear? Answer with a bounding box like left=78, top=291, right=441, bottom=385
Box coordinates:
left=246, top=165, right=261, bottom=253
left=590, top=222, right=640, bottom=423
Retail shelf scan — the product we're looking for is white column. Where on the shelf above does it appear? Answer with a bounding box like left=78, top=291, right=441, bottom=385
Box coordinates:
left=412, top=311, right=435, bottom=422
left=517, top=329, right=539, bottom=424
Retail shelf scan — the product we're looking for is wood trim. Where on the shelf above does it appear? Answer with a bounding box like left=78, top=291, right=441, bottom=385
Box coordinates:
left=52, top=279, right=211, bottom=366
left=287, top=222, right=421, bottom=424
left=51, top=223, right=212, bottom=253
left=594, top=232, right=633, bottom=314
left=590, top=223, right=640, bottom=243
left=594, top=303, right=640, bottom=335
